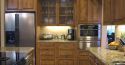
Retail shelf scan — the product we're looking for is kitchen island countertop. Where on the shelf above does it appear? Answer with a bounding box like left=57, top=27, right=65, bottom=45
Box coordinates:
left=0, top=47, right=34, bottom=65
left=87, top=47, right=125, bottom=65
left=0, top=47, right=34, bottom=54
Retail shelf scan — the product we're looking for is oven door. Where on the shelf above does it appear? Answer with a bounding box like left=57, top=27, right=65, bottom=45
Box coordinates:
left=80, top=30, right=98, bottom=36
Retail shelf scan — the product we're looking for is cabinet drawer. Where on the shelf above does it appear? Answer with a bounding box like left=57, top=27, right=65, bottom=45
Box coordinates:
left=78, top=56, right=89, bottom=60
left=79, top=51, right=89, bottom=56
left=57, top=59, right=74, bottom=65
left=58, top=50, right=74, bottom=58
left=40, top=59, right=55, bottom=65
left=40, top=56, right=55, bottom=60
left=40, top=43, right=55, bottom=49
left=58, top=43, right=75, bottom=49
left=40, top=49, right=55, bottom=56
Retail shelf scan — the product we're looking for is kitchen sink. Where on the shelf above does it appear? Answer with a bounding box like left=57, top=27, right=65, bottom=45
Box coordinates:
left=112, top=61, right=125, bottom=65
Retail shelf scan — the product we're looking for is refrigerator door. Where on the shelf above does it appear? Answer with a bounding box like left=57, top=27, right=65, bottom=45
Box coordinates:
left=5, top=13, right=16, bottom=46
left=18, top=13, right=35, bottom=47
left=5, top=13, right=35, bottom=47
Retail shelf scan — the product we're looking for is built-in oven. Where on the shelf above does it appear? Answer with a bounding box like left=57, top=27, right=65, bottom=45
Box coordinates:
left=78, top=24, right=101, bottom=50
left=79, top=24, right=101, bottom=40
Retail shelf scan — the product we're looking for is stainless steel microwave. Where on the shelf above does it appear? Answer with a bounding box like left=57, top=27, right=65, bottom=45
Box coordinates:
left=78, top=24, right=101, bottom=40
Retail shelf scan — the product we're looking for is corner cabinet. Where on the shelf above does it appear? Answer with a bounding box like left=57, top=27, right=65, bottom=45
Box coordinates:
left=103, top=0, right=125, bottom=25
left=37, top=0, right=77, bottom=26
left=5, top=0, right=36, bottom=11
left=78, top=0, right=102, bottom=24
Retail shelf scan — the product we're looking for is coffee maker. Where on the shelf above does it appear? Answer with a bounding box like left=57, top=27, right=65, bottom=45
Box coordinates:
left=67, top=29, right=75, bottom=40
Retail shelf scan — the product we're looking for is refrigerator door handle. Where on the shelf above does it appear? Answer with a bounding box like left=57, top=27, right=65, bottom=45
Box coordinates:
left=15, top=14, right=20, bottom=46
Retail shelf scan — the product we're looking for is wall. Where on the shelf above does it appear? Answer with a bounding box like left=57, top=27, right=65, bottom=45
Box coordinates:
left=0, top=1, right=1, bottom=46
left=1, top=0, right=5, bottom=47
left=101, top=26, right=108, bottom=47
left=116, top=25, right=125, bottom=38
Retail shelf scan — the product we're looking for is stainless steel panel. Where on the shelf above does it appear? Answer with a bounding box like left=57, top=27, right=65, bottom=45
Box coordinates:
left=79, top=41, right=101, bottom=50
left=5, top=13, right=35, bottom=47
left=79, top=36, right=100, bottom=41
left=19, top=13, right=35, bottom=47
left=5, top=13, right=15, bottom=31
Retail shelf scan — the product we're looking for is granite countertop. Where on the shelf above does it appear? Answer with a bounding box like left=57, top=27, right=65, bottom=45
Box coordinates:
left=87, top=47, right=125, bottom=65
left=0, top=47, right=34, bottom=54
left=0, top=47, right=34, bottom=65
left=38, top=40, right=78, bottom=42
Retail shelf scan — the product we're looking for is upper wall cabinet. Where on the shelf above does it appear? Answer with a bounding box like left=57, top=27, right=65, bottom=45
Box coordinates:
left=78, top=0, right=88, bottom=23
left=5, top=0, right=37, bottom=11
left=78, top=0, right=102, bottom=24
left=103, top=0, right=125, bottom=25
left=37, top=0, right=77, bottom=26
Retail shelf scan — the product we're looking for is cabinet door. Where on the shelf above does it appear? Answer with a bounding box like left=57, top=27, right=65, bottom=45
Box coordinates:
left=103, top=0, right=113, bottom=25
left=92, top=0, right=101, bottom=23
left=113, top=0, right=125, bottom=24
left=22, top=0, right=36, bottom=11
left=79, top=0, right=88, bottom=23
left=103, top=0, right=125, bottom=25
left=88, top=0, right=93, bottom=23
left=78, top=59, right=91, bottom=65
left=88, top=0, right=101, bottom=23
left=59, top=0, right=75, bottom=25
left=6, top=0, right=19, bottom=10
left=57, top=43, right=75, bottom=58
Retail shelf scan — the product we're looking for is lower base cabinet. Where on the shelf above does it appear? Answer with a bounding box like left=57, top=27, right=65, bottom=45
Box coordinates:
left=37, top=42, right=104, bottom=65
left=38, top=42, right=77, bottom=65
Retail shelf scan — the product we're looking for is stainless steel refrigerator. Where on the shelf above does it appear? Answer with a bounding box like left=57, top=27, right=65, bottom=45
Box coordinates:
left=5, top=13, right=35, bottom=47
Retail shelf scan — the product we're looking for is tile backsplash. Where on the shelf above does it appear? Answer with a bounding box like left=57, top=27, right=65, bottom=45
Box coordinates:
left=40, top=26, right=72, bottom=35
left=116, top=25, right=125, bottom=38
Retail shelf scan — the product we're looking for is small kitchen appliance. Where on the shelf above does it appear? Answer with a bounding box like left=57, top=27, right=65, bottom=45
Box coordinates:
left=67, top=29, right=75, bottom=40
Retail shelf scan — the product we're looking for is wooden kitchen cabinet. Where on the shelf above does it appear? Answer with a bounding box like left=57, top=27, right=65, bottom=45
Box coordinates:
left=103, top=0, right=115, bottom=25
left=78, top=0, right=88, bottom=23
left=22, top=0, right=36, bottom=10
left=38, top=0, right=77, bottom=26
left=37, top=42, right=105, bottom=65
left=56, top=43, right=77, bottom=65
left=39, top=43, right=56, bottom=65
left=5, top=0, right=36, bottom=11
left=103, top=0, right=125, bottom=25
left=77, top=51, right=91, bottom=65
left=37, top=42, right=77, bottom=65
left=78, top=0, right=102, bottom=24
left=6, top=0, right=19, bottom=10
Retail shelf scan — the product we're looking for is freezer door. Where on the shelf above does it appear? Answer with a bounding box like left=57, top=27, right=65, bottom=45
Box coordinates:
left=19, top=13, right=35, bottom=47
